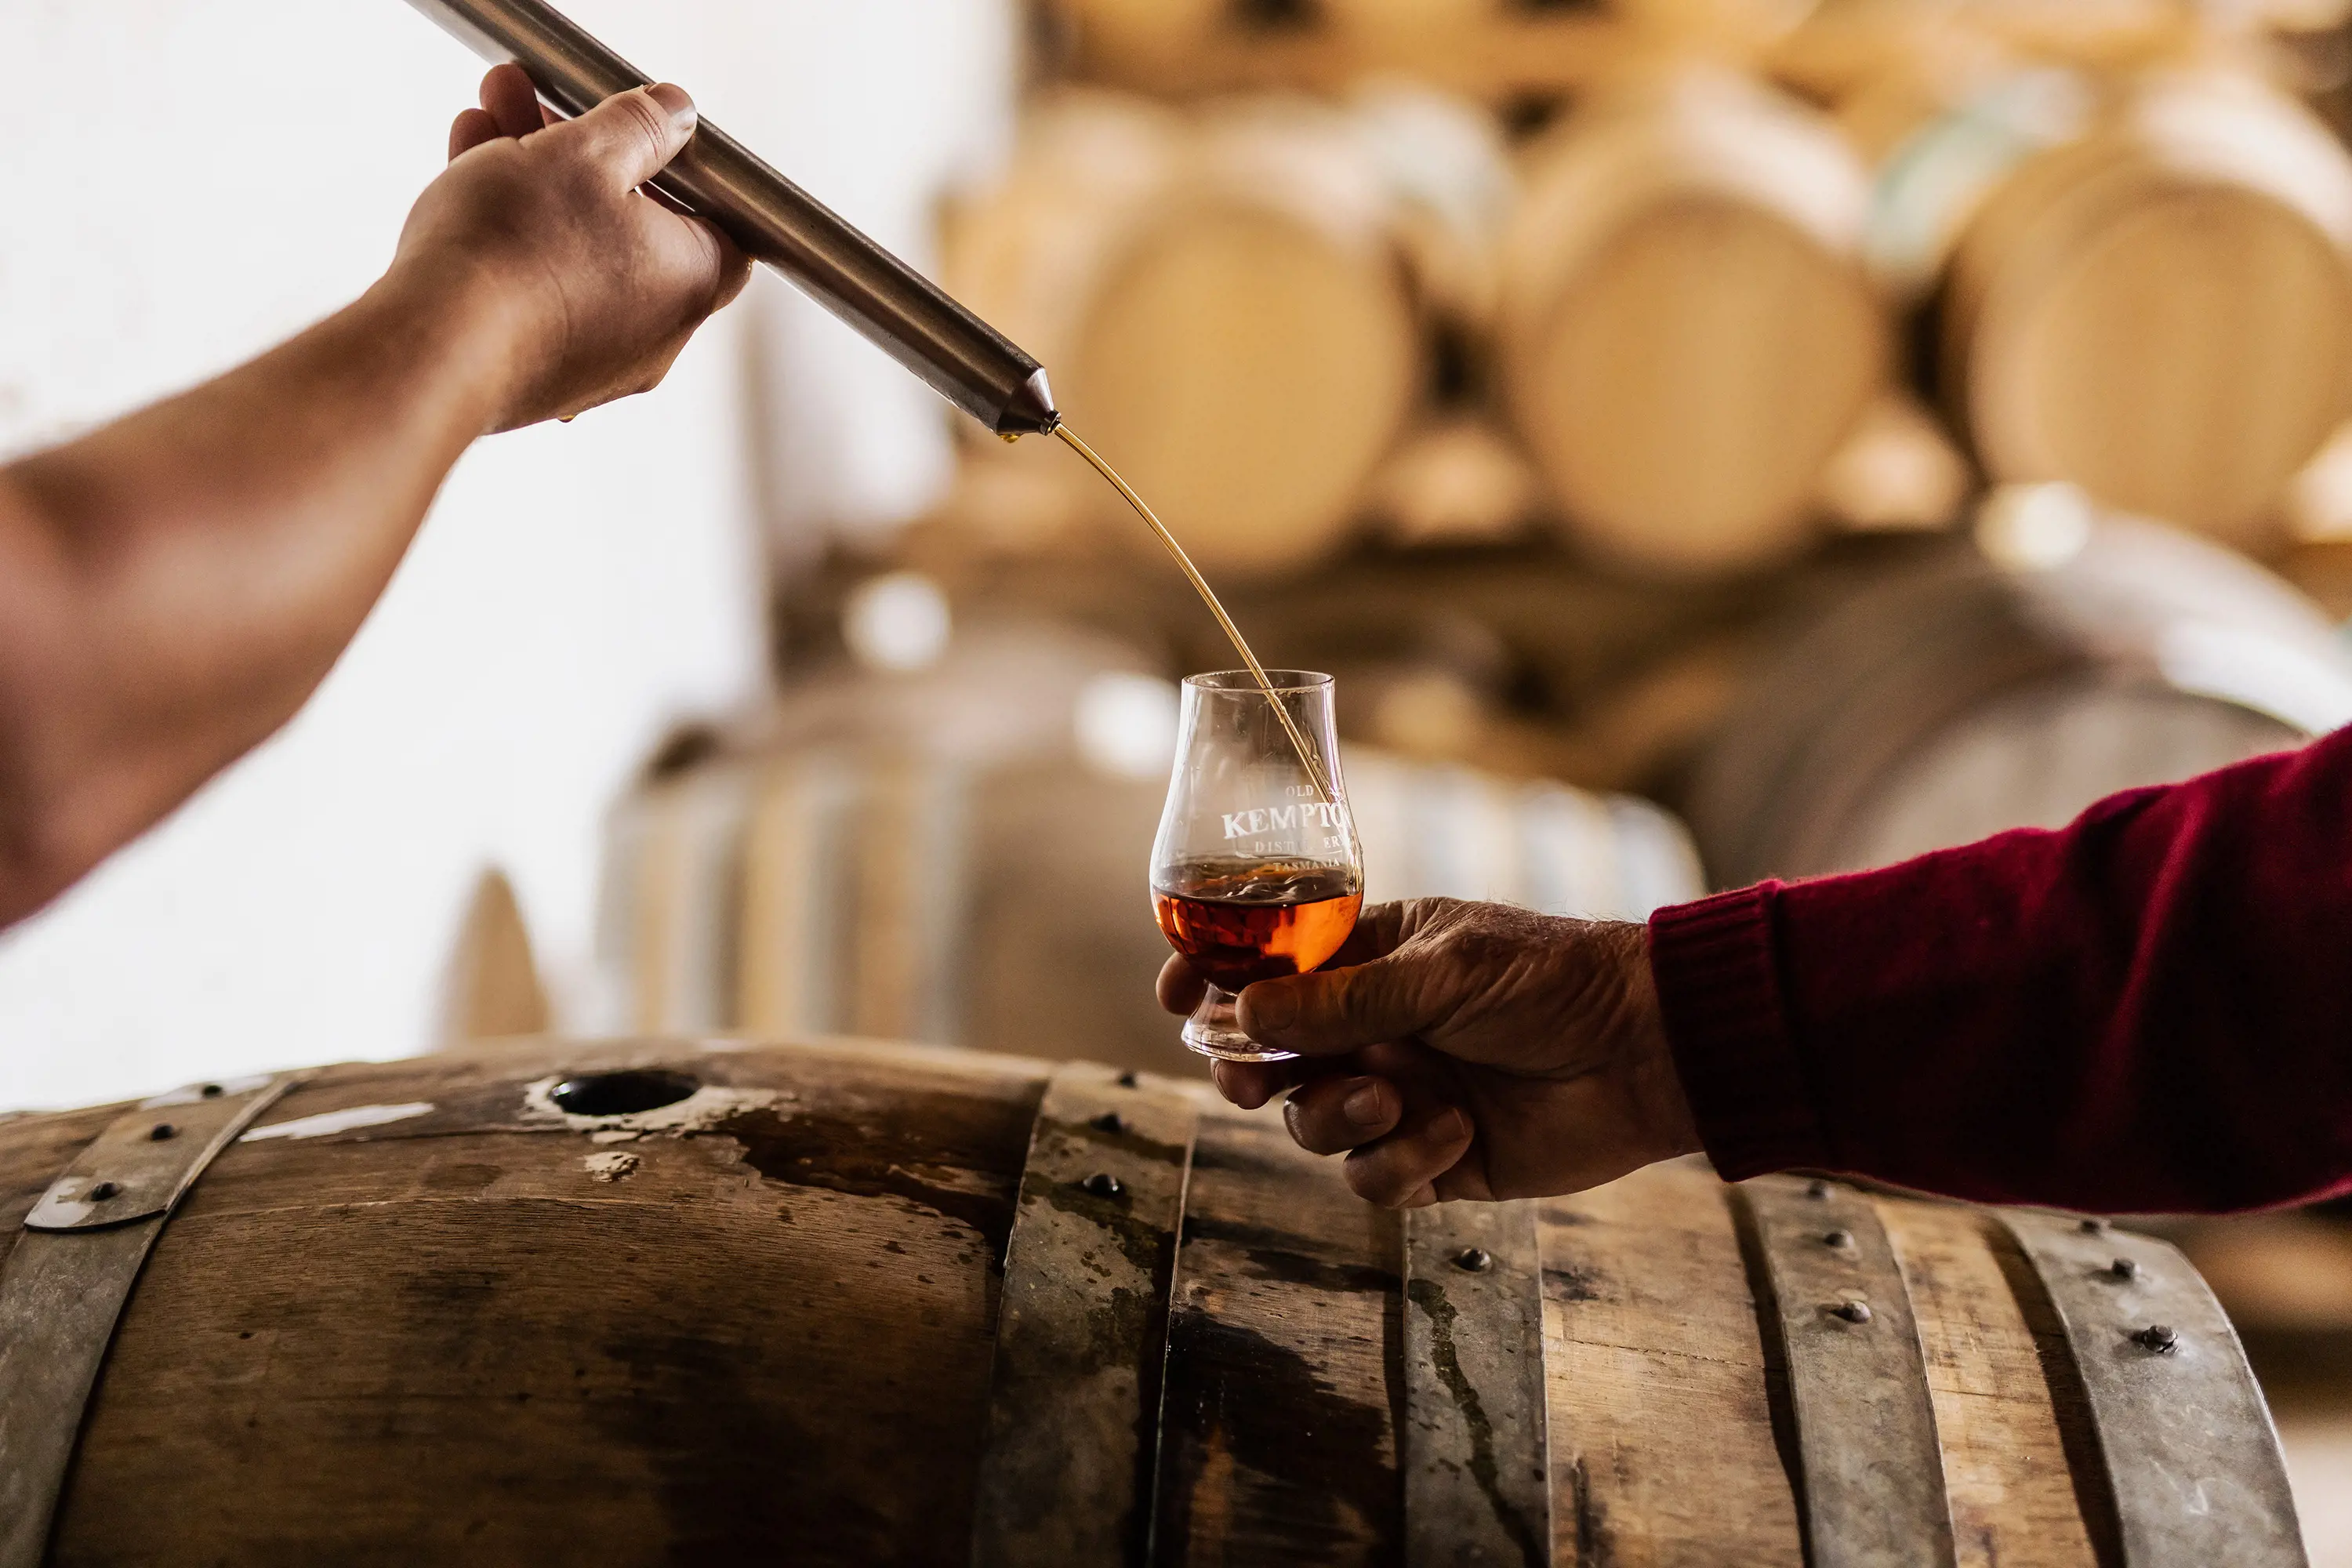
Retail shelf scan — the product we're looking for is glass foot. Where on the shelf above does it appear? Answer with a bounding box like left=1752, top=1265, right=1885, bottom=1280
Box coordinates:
left=1181, top=985, right=1298, bottom=1063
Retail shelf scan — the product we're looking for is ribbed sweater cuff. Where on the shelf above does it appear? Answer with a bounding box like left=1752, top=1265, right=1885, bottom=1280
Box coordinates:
left=1647, top=884, right=1828, bottom=1181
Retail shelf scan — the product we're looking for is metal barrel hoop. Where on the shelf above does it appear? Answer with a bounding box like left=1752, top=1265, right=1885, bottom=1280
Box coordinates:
left=0, top=1073, right=299, bottom=1568
left=1740, top=1175, right=1958, bottom=1568
left=970, top=1063, right=1200, bottom=1568
left=1402, top=1199, right=1552, bottom=1568
left=2002, top=1212, right=2306, bottom=1567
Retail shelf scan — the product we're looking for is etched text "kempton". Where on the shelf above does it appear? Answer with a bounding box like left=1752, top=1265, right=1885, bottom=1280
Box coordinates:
left=1222, top=802, right=1350, bottom=840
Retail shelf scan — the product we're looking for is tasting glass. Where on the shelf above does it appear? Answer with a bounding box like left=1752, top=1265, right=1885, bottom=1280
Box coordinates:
left=1150, top=671, right=1364, bottom=1061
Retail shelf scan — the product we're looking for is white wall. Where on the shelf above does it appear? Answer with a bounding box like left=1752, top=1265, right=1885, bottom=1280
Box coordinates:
left=0, top=0, right=1014, bottom=1109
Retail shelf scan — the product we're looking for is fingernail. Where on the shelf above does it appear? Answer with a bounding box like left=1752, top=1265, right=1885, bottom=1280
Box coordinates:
left=645, top=82, right=697, bottom=132
left=1342, top=1081, right=1388, bottom=1127
left=1432, top=1107, right=1472, bottom=1144
left=1242, top=985, right=1296, bottom=1036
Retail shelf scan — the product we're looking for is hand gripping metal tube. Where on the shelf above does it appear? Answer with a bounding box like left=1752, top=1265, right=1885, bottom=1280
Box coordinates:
left=402, top=0, right=1059, bottom=436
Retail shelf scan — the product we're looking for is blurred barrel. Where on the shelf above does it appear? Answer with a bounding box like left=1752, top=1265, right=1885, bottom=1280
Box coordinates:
left=1498, top=68, right=1889, bottom=575
left=11, top=1040, right=2302, bottom=1563
left=1038, top=0, right=1820, bottom=101
left=1686, top=488, right=2352, bottom=884
left=945, top=90, right=1449, bottom=576
left=601, top=639, right=1703, bottom=1067
left=1038, top=0, right=1619, bottom=103
left=1943, top=71, right=2352, bottom=551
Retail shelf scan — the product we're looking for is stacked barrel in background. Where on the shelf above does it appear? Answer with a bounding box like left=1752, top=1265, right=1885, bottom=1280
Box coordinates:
left=600, top=615, right=1703, bottom=1069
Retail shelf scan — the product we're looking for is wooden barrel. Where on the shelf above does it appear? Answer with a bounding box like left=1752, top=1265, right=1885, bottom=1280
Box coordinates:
left=601, top=726, right=1704, bottom=1070
left=1685, top=491, right=2352, bottom=884
left=1039, top=0, right=1621, bottom=103
left=0, top=1036, right=2303, bottom=1563
left=1497, top=67, right=1889, bottom=575
left=1942, top=69, right=2352, bottom=552
left=943, top=89, right=1445, bottom=578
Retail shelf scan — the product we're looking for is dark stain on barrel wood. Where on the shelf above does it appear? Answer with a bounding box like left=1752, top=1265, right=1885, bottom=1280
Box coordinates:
left=1160, top=1312, right=1400, bottom=1562
left=1543, top=1262, right=1601, bottom=1303
left=708, top=1097, right=1025, bottom=1258
left=1561, top=1457, right=1603, bottom=1568
left=1154, top=1105, right=1403, bottom=1565
left=1178, top=1212, right=1397, bottom=1297
left=592, top=1326, right=861, bottom=1561
left=1403, top=1269, right=1545, bottom=1566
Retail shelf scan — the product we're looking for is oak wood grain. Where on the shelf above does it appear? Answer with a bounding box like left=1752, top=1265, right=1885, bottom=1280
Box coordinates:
left=1877, top=1199, right=2107, bottom=1568
left=1156, top=1097, right=1404, bottom=1566
left=1541, top=1160, right=1806, bottom=1568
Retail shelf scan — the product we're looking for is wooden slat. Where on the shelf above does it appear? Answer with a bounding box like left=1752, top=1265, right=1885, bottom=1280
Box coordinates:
left=1540, top=1160, right=1806, bottom=1567
left=1874, top=1201, right=2100, bottom=1568
left=1152, top=1098, right=1402, bottom=1565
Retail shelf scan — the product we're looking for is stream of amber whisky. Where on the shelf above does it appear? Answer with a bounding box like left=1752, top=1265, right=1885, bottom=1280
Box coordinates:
left=1051, top=424, right=1334, bottom=803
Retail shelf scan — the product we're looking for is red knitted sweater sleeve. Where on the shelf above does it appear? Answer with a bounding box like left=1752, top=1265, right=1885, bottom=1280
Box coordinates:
left=1648, top=725, right=2352, bottom=1214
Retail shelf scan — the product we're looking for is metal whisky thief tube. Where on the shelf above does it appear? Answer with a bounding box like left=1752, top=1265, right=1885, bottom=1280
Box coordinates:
left=403, top=0, right=1060, bottom=437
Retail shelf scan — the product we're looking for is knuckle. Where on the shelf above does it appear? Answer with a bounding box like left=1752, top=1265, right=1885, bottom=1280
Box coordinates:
left=1282, top=1094, right=1339, bottom=1155
left=1344, top=1147, right=1418, bottom=1208
left=617, top=91, right=672, bottom=165
left=1342, top=1158, right=1396, bottom=1207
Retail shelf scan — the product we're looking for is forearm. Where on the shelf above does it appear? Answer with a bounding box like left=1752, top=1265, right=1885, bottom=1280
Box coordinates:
left=1653, top=727, right=2352, bottom=1214
left=0, top=258, right=523, bottom=923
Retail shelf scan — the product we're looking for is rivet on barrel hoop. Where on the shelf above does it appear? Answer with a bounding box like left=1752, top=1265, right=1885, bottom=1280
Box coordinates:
left=2134, top=1323, right=2179, bottom=1353
left=1823, top=1229, right=1853, bottom=1249
left=2079, top=1217, right=2106, bottom=1234
left=1080, top=1171, right=1123, bottom=1199
left=86, top=1181, right=120, bottom=1203
left=199, top=1083, right=223, bottom=1099
left=1451, top=1247, right=1493, bottom=1273
left=1832, top=1299, right=1873, bottom=1324
left=1090, top=1112, right=1125, bottom=1135
left=147, top=1123, right=176, bottom=1142
left=1806, top=1179, right=1829, bottom=1199
left=2110, top=1258, right=2140, bottom=1280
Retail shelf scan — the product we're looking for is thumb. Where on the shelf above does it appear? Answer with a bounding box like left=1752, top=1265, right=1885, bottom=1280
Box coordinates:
left=558, top=83, right=699, bottom=191
left=1236, top=948, right=1449, bottom=1058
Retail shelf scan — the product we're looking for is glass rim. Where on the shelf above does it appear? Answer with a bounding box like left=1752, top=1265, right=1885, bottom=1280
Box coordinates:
left=1183, top=669, right=1333, bottom=695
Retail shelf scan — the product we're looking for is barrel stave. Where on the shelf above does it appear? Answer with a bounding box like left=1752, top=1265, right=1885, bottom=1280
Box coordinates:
left=1541, top=1161, right=1807, bottom=1566
left=1872, top=1201, right=2106, bottom=1568
left=1157, top=1102, right=1405, bottom=1563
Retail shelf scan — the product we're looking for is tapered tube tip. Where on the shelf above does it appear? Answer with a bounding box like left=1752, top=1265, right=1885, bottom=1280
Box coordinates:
left=996, top=368, right=1059, bottom=436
